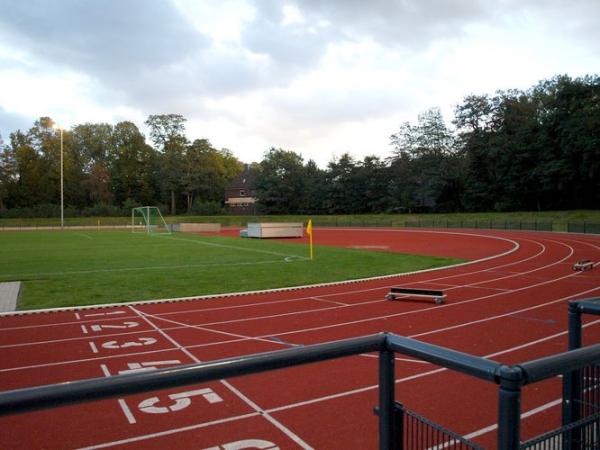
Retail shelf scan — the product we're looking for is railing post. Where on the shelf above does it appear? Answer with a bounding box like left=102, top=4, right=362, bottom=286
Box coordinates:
left=497, top=366, right=524, bottom=450
left=567, top=300, right=583, bottom=351
left=563, top=301, right=583, bottom=449
left=393, top=402, right=404, bottom=450
left=379, top=348, right=396, bottom=450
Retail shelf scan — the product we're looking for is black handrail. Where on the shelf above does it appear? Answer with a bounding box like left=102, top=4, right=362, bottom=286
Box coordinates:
left=519, top=343, right=600, bottom=384
left=2, top=318, right=600, bottom=450
left=0, top=333, right=386, bottom=416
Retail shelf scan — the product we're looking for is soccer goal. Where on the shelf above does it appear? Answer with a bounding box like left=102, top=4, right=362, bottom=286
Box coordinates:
left=131, top=206, right=171, bottom=234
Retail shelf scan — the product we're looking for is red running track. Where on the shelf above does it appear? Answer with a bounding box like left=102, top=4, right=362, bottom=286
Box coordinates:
left=1, top=228, right=599, bottom=449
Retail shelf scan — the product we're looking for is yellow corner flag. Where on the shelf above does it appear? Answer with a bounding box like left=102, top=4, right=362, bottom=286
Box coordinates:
left=307, top=219, right=314, bottom=260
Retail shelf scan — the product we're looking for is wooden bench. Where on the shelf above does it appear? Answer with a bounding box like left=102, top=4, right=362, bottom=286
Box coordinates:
left=180, top=223, right=221, bottom=233
left=573, top=259, right=594, bottom=272
left=385, top=287, right=446, bottom=305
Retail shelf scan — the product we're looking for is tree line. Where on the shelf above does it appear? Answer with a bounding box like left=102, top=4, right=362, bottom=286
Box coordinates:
left=0, top=114, right=243, bottom=217
left=253, top=74, right=600, bottom=214
left=1, top=74, right=598, bottom=217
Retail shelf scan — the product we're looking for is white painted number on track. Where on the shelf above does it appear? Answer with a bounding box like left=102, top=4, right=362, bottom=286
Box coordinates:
left=203, top=440, right=280, bottom=450
left=77, top=310, right=127, bottom=319
left=117, top=360, right=181, bottom=375
left=90, top=321, right=139, bottom=332
left=138, top=388, right=223, bottom=414
left=101, top=337, right=156, bottom=349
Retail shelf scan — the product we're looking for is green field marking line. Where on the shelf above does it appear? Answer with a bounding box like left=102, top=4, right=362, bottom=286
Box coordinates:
left=157, top=234, right=308, bottom=259
left=0, top=258, right=306, bottom=280
left=0, top=231, right=521, bottom=315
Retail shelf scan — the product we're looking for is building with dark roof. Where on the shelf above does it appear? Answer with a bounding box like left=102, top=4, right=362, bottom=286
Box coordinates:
left=224, top=164, right=257, bottom=215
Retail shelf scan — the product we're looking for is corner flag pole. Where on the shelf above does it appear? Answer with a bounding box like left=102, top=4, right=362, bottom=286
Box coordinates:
left=307, top=219, right=314, bottom=260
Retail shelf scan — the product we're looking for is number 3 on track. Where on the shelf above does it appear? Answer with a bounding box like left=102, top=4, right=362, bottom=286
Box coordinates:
left=102, top=337, right=156, bottom=349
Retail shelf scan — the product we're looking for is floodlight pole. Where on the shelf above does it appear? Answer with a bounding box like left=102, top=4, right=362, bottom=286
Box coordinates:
left=60, top=127, right=64, bottom=229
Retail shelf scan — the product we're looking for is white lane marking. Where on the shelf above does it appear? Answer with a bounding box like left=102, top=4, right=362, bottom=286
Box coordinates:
left=84, top=311, right=128, bottom=318
left=266, top=318, right=600, bottom=415
left=310, top=296, right=350, bottom=306
left=0, top=229, right=522, bottom=316
left=81, top=325, right=88, bottom=334
left=0, top=328, right=155, bottom=349
left=2, top=283, right=599, bottom=374
left=445, top=398, right=564, bottom=445
left=99, top=364, right=137, bottom=424
left=77, top=412, right=260, bottom=449
left=128, top=306, right=314, bottom=450
left=2, top=238, right=556, bottom=347
left=0, top=234, right=594, bottom=362
left=2, top=298, right=599, bottom=448
left=2, top=259, right=298, bottom=279
left=160, top=234, right=307, bottom=260
left=118, top=399, right=137, bottom=425
left=0, top=312, right=137, bottom=331
left=89, top=342, right=98, bottom=353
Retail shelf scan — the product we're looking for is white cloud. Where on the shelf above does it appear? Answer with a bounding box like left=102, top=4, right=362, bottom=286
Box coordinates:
left=0, top=0, right=599, bottom=167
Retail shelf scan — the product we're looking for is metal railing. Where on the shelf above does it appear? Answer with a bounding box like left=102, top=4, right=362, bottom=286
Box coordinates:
left=404, top=220, right=600, bottom=235
left=2, top=315, right=600, bottom=449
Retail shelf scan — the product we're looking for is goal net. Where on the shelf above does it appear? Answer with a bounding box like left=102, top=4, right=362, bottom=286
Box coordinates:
left=131, top=206, right=171, bottom=234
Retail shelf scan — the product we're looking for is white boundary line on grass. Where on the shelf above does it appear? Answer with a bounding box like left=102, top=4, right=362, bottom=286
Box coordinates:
left=0, top=235, right=565, bottom=343
left=0, top=229, right=520, bottom=316
left=2, top=263, right=597, bottom=373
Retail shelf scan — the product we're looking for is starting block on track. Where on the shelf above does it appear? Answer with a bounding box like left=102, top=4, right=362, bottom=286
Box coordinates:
left=573, top=259, right=594, bottom=272
left=385, top=287, right=446, bottom=305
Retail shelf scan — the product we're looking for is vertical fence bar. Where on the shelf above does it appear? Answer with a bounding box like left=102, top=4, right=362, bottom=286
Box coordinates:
left=564, top=301, right=583, bottom=423
left=563, top=301, right=584, bottom=449
left=567, top=301, right=582, bottom=351
left=379, top=348, right=396, bottom=450
left=497, top=366, right=523, bottom=450
left=393, top=402, right=404, bottom=450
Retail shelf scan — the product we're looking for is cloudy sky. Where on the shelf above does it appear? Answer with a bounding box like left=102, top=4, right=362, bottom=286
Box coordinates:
left=1, top=0, right=599, bottom=166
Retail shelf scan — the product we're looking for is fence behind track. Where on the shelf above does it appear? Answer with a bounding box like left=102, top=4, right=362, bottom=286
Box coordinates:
left=404, top=220, right=600, bottom=234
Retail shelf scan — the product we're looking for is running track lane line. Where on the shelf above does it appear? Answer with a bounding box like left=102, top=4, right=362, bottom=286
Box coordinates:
left=0, top=229, right=521, bottom=316
left=2, top=232, right=596, bottom=446
left=79, top=318, right=600, bottom=450
left=127, top=305, right=314, bottom=450
left=1, top=278, right=598, bottom=373
left=0, top=235, right=557, bottom=345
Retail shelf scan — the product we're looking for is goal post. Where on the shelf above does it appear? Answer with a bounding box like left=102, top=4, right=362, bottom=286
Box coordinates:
left=131, top=206, right=171, bottom=234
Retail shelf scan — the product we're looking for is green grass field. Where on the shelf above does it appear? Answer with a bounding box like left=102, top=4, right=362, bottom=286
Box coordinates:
left=0, top=231, right=461, bottom=310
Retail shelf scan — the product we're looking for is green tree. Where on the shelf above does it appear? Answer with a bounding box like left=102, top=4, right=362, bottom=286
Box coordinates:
left=389, top=108, right=460, bottom=211
left=298, top=159, right=327, bottom=214
left=253, top=148, right=306, bottom=214
left=109, top=121, right=158, bottom=207
left=145, top=114, right=188, bottom=214
left=325, top=153, right=360, bottom=213
left=0, top=133, right=16, bottom=210
left=181, top=139, right=243, bottom=212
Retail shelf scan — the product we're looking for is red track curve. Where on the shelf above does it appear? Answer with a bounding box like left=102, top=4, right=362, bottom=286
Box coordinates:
left=1, top=228, right=599, bottom=449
